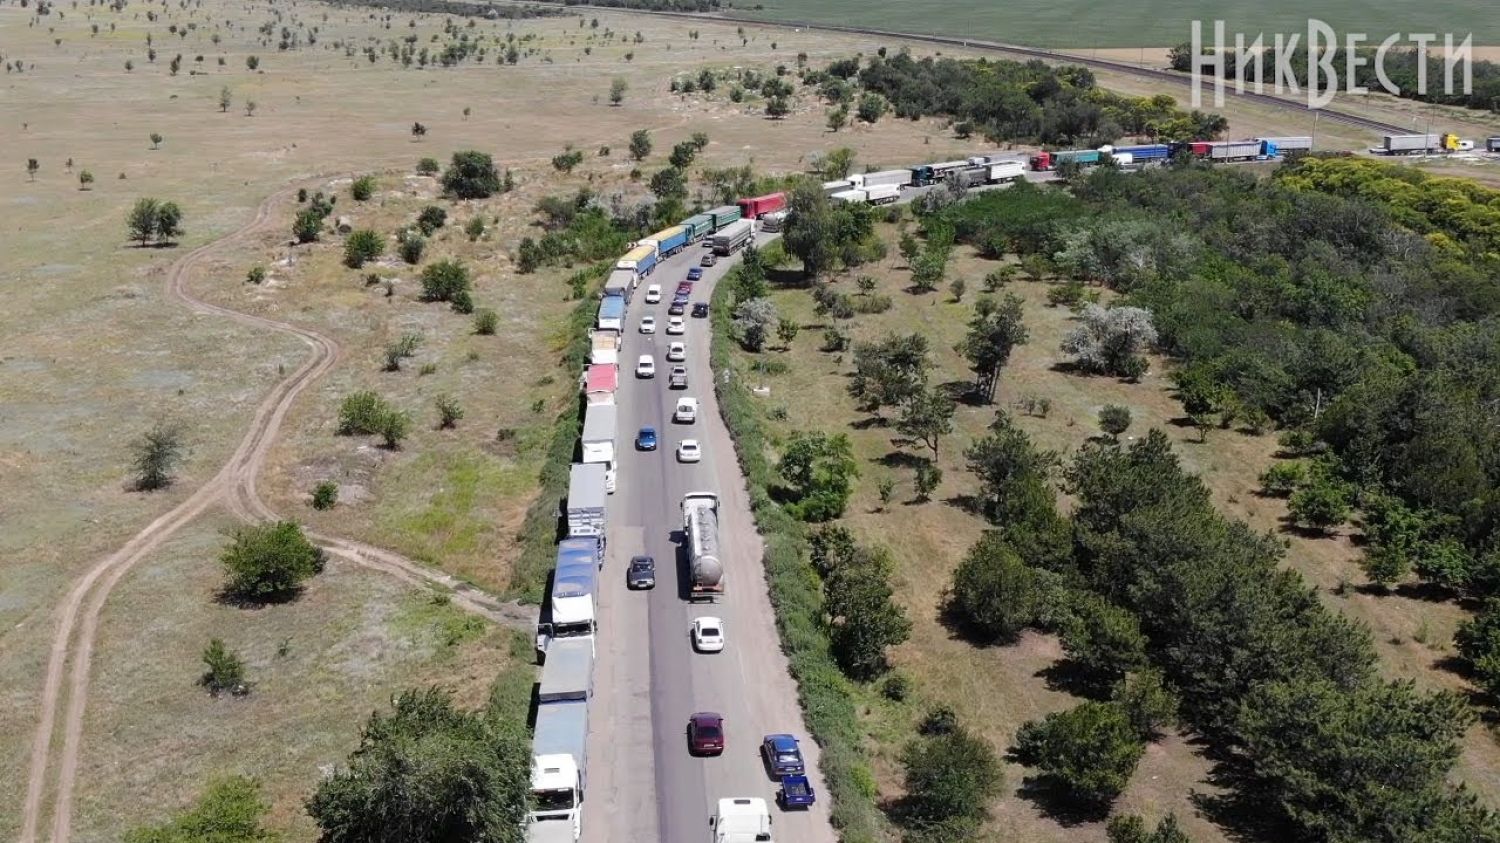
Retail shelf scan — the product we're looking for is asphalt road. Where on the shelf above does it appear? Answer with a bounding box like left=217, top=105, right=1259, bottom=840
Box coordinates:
left=582, top=232, right=837, bottom=843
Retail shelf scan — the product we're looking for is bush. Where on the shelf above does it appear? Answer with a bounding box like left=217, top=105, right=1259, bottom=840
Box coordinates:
left=1098, top=404, right=1132, bottom=439
left=473, top=308, right=498, bottom=335
left=130, top=421, right=184, bottom=491
left=1060, top=593, right=1149, bottom=691
left=1288, top=474, right=1352, bottom=532
left=123, top=776, right=272, bottom=843
left=435, top=395, right=464, bottom=429
left=1012, top=701, right=1144, bottom=810
left=338, top=390, right=391, bottom=435
left=1259, top=461, right=1307, bottom=497
left=850, top=293, right=892, bottom=314
left=378, top=409, right=411, bottom=449
left=293, top=208, right=324, bottom=243
left=882, top=673, right=912, bottom=701
left=464, top=215, right=486, bottom=240
left=948, top=532, right=1042, bottom=643
left=420, top=259, right=472, bottom=304
left=343, top=229, right=384, bottom=269
left=900, top=724, right=1003, bottom=834
left=398, top=232, right=426, bottom=265
left=416, top=205, right=447, bottom=235
left=220, top=520, right=324, bottom=601
left=311, top=481, right=338, bottom=510
left=1047, top=281, right=1086, bottom=307
left=245, top=265, right=266, bottom=285
left=416, top=157, right=440, bottom=176
left=914, top=461, right=942, bottom=501
left=200, top=638, right=247, bottom=695
left=1111, top=669, right=1179, bottom=740
left=351, top=175, right=376, bottom=201
left=441, top=150, right=501, bottom=199
left=919, top=705, right=959, bottom=736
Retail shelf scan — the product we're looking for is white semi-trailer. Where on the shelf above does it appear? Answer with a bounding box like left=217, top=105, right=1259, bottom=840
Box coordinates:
left=711, top=220, right=754, bottom=256
left=683, top=492, right=724, bottom=601
left=528, top=647, right=590, bottom=843
left=708, top=797, right=773, bottom=843
left=566, top=462, right=607, bottom=539
left=580, top=403, right=616, bottom=494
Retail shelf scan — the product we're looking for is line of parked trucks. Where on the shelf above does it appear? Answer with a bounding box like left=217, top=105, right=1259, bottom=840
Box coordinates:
left=529, top=196, right=779, bottom=842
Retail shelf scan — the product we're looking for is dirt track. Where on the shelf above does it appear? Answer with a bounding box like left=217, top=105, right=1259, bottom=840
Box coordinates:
left=18, top=181, right=538, bottom=843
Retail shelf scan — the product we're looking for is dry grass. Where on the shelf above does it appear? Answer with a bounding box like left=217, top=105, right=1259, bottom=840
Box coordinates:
left=727, top=222, right=1500, bottom=837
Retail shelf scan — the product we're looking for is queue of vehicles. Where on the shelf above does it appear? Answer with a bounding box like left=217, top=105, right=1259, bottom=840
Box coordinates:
left=534, top=196, right=818, bottom=842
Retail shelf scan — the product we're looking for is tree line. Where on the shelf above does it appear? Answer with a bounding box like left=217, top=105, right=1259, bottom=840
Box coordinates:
left=805, top=50, right=1228, bottom=147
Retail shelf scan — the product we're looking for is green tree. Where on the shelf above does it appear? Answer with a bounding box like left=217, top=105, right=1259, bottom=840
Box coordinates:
left=551, top=146, right=584, bottom=173
left=819, top=146, right=855, bottom=179
left=351, top=175, right=376, bottom=201
left=124, top=776, right=274, bottom=843
left=416, top=206, right=447, bottom=235
left=777, top=430, right=859, bottom=521
left=914, top=461, right=943, bottom=502
left=776, top=318, right=800, bottom=349
left=200, top=638, right=247, bottom=696
left=1258, top=461, right=1307, bottom=497
left=343, top=229, right=385, bottom=268
left=416, top=157, right=441, bottom=176
left=628, top=129, right=653, bottom=162
left=1107, top=813, right=1191, bottom=843
left=900, top=724, right=1003, bottom=836
left=1111, top=668, right=1179, bottom=740
left=1098, top=405, right=1132, bottom=440
left=27, top=158, right=40, bottom=180
left=648, top=167, right=687, bottom=202
left=1012, top=701, right=1145, bottom=810
left=378, top=408, right=411, bottom=449
left=306, top=687, right=531, bottom=843
left=127, top=197, right=160, bottom=245
left=949, top=532, right=1043, bottom=643
left=154, top=201, right=184, bottom=244
left=765, top=95, right=790, bottom=119
left=220, top=520, right=324, bottom=601
left=1061, top=593, right=1149, bottom=692
left=246, top=55, right=259, bottom=70
left=150, top=132, right=163, bottom=149
left=441, top=150, right=501, bottom=199
left=338, top=391, right=392, bottom=435
left=959, top=292, right=1028, bottom=403
left=1288, top=473, right=1352, bottom=533
left=897, top=387, right=955, bottom=460
left=130, top=421, right=184, bottom=491
left=856, top=91, right=887, bottom=123
left=824, top=546, right=910, bottom=679
left=398, top=232, right=425, bottom=265
left=78, top=169, right=94, bottom=190
left=668, top=141, right=698, bottom=170
left=609, top=76, right=627, bottom=105
left=732, top=298, right=776, bottom=352
left=1456, top=601, right=1500, bottom=701
left=826, top=104, right=849, bottom=132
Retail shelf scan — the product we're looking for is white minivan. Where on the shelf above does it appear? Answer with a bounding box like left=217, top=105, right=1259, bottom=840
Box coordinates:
left=674, top=397, right=699, bottom=423
left=644, top=284, right=662, bottom=304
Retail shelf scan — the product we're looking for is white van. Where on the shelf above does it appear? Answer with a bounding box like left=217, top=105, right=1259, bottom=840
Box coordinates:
left=644, top=284, right=662, bottom=304
left=674, top=397, right=699, bottom=424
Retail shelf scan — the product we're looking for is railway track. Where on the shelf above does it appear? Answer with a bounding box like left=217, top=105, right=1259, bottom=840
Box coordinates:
left=552, top=3, right=1412, bottom=136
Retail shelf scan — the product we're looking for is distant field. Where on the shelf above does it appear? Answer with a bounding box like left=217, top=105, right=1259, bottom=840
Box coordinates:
left=732, top=0, right=1496, bottom=49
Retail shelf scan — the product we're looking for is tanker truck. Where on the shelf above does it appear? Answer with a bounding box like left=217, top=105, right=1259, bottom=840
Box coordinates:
left=682, top=492, right=723, bottom=602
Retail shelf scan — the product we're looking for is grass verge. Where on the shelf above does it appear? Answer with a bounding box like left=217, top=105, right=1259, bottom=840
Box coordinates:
left=709, top=273, right=891, bottom=842
left=509, top=262, right=613, bottom=603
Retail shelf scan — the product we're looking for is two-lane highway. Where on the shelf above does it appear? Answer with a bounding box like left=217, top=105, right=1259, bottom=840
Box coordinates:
left=583, top=233, right=837, bottom=843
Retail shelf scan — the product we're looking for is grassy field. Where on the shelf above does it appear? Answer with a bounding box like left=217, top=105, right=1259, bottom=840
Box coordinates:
left=731, top=0, right=1499, bottom=49
left=719, top=219, right=1500, bottom=839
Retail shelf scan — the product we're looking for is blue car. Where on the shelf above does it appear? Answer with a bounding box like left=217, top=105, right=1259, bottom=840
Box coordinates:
left=636, top=427, right=657, bottom=451
left=687, top=267, right=704, bottom=282
left=760, top=734, right=805, bottom=777
left=777, top=774, right=816, bottom=809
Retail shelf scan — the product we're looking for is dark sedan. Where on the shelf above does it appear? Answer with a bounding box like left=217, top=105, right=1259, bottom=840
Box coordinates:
left=688, top=712, right=725, bottom=756
left=760, top=734, right=805, bottom=777
left=627, top=556, right=656, bottom=590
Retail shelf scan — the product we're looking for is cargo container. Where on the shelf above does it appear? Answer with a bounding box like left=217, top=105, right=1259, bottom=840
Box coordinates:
left=580, top=403, right=616, bottom=494
left=641, top=225, right=689, bottom=258
left=1110, top=144, right=1170, bottom=164
left=596, top=295, right=626, bottom=333
left=615, top=244, right=657, bottom=277
left=986, top=160, right=1026, bottom=182
left=1377, top=134, right=1446, bottom=154
left=535, top=537, right=601, bottom=655
left=1257, top=136, right=1312, bottom=152
left=582, top=364, right=617, bottom=406
left=567, top=462, right=607, bottom=539
left=821, top=179, right=853, bottom=196
left=759, top=210, right=788, bottom=233
left=588, top=346, right=617, bottom=367
left=602, top=269, right=635, bottom=301
left=589, top=328, right=620, bottom=355
left=1028, top=149, right=1102, bottom=171
left=848, top=169, right=911, bottom=189
left=707, top=205, right=742, bottom=230
left=736, top=192, right=786, bottom=219
left=681, top=213, right=715, bottom=242
left=538, top=637, right=594, bottom=703
left=1206, top=140, right=1265, bottom=161
left=711, top=219, right=754, bottom=255
left=1488, top=137, right=1500, bottom=153
left=909, top=159, right=971, bottom=186
left=830, top=188, right=866, bottom=204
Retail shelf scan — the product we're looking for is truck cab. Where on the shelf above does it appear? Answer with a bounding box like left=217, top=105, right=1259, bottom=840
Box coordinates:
left=528, top=754, right=583, bottom=842
left=709, top=797, right=773, bottom=843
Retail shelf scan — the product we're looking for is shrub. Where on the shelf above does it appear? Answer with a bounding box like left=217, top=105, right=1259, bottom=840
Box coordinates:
left=464, top=215, right=486, bottom=240
left=1288, top=474, right=1352, bottom=532
left=200, top=638, right=246, bottom=695
left=1047, top=281, right=1085, bottom=307
left=1012, top=701, right=1144, bottom=810
left=351, top=175, right=376, bottom=201
left=123, top=776, right=272, bottom=843
left=416, top=205, right=447, bottom=235
left=378, top=409, right=411, bottom=449
left=948, top=532, right=1042, bottom=643
left=900, top=724, right=1003, bottom=835
left=1259, top=461, right=1306, bottom=497
left=220, top=520, right=324, bottom=601
left=130, top=421, right=184, bottom=491
left=293, top=208, right=323, bottom=243
left=1098, top=404, right=1132, bottom=439
left=416, top=157, right=440, bottom=175
left=441, top=150, right=501, bottom=199
left=473, top=308, right=498, bottom=335
left=435, top=395, right=464, bottom=429
left=343, top=229, right=384, bottom=269
left=398, top=232, right=426, bottom=265
left=311, top=481, right=338, bottom=510
left=338, top=390, right=392, bottom=435
left=914, top=461, right=942, bottom=501
left=245, top=265, right=266, bottom=285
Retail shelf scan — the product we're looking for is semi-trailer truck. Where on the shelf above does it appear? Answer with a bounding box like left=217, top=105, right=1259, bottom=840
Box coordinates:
left=909, top=159, right=970, bottom=186
left=596, top=295, right=626, bottom=333
left=1258, top=135, right=1312, bottom=152
left=736, top=192, right=786, bottom=219
left=711, top=220, right=754, bottom=256
left=616, top=244, right=658, bottom=277
left=707, top=205, right=742, bottom=231
left=566, top=462, right=607, bottom=539
left=603, top=269, right=636, bottom=301
left=709, top=798, right=773, bottom=843
left=1028, top=148, right=1102, bottom=171
left=758, top=211, right=788, bottom=233
left=682, top=213, right=716, bottom=242
left=1373, top=133, right=1464, bottom=155
left=580, top=403, right=616, bottom=493
left=683, top=492, right=724, bottom=601
left=641, top=225, right=690, bottom=258
left=821, top=179, right=852, bottom=196
left=536, top=537, right=602, bottom=656
left=830, top=183, right=901, bottom=205
left=848, top=169, right=911, bottom=189
left=528, top=642, right=593, bottom=843
left=985, top=160, right=1026, bottom=182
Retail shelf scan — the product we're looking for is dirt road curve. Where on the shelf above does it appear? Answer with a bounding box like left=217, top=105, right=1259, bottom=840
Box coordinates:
left=19, top=181, right=537, bottom=843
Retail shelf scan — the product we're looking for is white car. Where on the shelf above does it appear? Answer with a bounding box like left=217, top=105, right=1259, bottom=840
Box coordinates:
left=674, top=397, right=698, bottom=423
left=644, top=284, right=662, bottom=304
left=640, top=315, right=656, bottom=334
left=666, top=316, right=686, bottom=335
left=692, top=616, right=725, bottom=653
left=667, top=341, right=686, bottom=362
left=677, top=439, right=702, bottom=463
left=635, top=355, right=655, bottom=379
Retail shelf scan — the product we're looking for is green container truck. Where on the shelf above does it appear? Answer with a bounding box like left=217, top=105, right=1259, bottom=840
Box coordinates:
left=707, top=205, right=742, bottom=231
left=681, top=213, right=715, bottom=242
